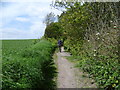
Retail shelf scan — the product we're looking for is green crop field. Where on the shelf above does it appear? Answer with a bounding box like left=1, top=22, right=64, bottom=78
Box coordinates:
left=2, top=39, right=56, bottom=89
left=2, top=39, right=35, bottom=64
left=2, top=39, right=34, bottom=54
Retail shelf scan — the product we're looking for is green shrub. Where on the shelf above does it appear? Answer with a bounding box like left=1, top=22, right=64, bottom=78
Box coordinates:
left=77, top=54, right=120, bottom=89
left=2, top=40, right=57, bottom=89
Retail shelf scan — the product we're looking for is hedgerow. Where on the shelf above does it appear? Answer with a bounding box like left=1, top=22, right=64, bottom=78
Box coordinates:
left=2, top=40, right=57, bottom=89
left=45, top=1, right=119, bottom=89
left=77, top=53, right=120, bottom=89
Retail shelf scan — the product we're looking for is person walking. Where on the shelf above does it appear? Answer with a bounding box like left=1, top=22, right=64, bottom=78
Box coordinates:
left=58, top=40, right=63, bottom=52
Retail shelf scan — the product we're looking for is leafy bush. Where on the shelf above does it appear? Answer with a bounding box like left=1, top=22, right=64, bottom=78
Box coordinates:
left=44, top=2, right=119, bottom=89
left=2, top=40, right=57, bottom=89
left=47, top=38, right=58, bottom=47
left=77, top=53, right=120, bottom=89
left=44, top=22, right=63, bottom=39
left=49, top=2, right=119, bottom=89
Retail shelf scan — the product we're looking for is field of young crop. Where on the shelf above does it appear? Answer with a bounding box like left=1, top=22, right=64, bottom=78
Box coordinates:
left=2, top=39, right=34, bottom=53
left=2, top=39, right=56, bottom=89
left=2, top=40, right=35, bottom=64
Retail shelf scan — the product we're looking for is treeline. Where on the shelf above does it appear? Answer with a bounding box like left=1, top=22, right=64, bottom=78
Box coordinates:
left=44, top=2, right=119, bottom=89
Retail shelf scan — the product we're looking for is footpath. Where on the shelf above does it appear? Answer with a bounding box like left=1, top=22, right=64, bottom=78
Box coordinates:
left=56, top=47, right=97, bottom=88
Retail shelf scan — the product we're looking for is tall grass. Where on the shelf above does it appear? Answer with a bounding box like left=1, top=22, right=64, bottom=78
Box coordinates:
left=2, top=40, right=56, bottom=89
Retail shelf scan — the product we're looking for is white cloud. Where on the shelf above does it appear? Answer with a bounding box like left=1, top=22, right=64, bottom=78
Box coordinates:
left=0, top=3, right=27, bottom=26
left=1, top=27, right=43, bottom=39
left=30, top=21, right=46, bottom=38
left=1, top=28, right=30, bottom=39
left=1, top=1, right=62, bottom=39
left=16, top=17, right=29, bottom=22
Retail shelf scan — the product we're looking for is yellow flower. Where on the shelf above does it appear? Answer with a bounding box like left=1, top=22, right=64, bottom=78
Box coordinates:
left=116, top=80, right=118, bottom=83
left=112, top=84, right=116, bottom=87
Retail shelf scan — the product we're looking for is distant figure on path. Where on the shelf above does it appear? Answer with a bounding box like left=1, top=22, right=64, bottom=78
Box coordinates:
left=58, top=40, right=63, bottom=52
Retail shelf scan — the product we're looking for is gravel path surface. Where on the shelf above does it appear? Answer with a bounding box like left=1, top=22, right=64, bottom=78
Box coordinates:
left=56, top=47, right=97, bottom=88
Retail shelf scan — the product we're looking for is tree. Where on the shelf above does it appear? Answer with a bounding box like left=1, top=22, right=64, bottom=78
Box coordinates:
left=44, top=22, right=62, bottom=39
left=49, top=1, right=120, bottom=89
left=43, top=12, right=56, bottom=26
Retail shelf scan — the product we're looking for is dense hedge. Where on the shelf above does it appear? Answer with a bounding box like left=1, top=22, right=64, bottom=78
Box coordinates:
left=45, top=2, right=120, bottom=89
left=77, top=53, right=120, bottom=89
left=2, top=40, right=57, bottom=89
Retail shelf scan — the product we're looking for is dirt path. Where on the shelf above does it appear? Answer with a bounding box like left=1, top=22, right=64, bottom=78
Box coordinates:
left=56, top=47, right=97, bottom=88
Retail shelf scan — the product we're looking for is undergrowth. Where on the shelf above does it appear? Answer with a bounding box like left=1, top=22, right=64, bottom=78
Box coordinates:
left=2, top=40, right=57, bottom=89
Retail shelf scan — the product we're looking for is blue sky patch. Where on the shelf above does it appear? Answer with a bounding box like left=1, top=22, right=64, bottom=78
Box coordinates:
left=1, top=1, right=62, bottom=39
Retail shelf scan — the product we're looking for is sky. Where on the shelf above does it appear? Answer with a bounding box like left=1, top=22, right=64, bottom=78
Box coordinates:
left=0, top=0, right=62, bottom=39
